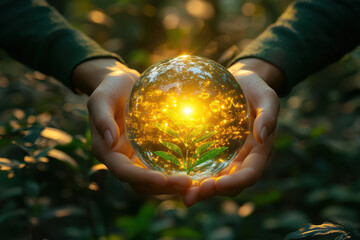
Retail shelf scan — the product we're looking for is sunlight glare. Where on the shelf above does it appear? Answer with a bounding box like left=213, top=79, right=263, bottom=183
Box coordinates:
left=183, top=106, right=192, bottom=115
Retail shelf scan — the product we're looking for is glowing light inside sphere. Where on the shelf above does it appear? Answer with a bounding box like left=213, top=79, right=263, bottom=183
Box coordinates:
left=183, top=107, right=192, bottom=115
left=125, top=55, right=249, bottom=180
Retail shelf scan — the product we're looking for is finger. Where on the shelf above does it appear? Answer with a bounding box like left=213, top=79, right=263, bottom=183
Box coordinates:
left=130, top=174, right=192, bottom=195
left=252, top=89, right=279, bottom=144
left=90, top=116, right=167, bottom=187
left=199, top=178, right=217, bottom=197
left=219, top=134, right=254, bottom=175
left=88, top=91, right=120, bottom=149
left=111, top=133, right=133, bottom=157
left=231, top=70, right=279, bottom=145
left=87, top=73, right=136, bottom=149
left=215, top=134, right=274, bottom=191
left=183, top=186, right=204, bottom=208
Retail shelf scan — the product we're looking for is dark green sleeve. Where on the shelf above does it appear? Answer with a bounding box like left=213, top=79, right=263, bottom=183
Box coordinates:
left=232, top=0, right=360, bottom=95
left=0, top=0, right=123, bottom=90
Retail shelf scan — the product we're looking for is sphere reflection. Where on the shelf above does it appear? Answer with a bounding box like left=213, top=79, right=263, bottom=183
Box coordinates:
left=125, top=55, right=249, bottom=180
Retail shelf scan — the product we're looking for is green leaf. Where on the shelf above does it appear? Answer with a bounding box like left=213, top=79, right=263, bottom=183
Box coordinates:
left=0, top=209, right=27, bottom=225
left=190, top=131, right=217, bottom=146
left=285, top=221, right=357, bottom=240
left=161, top=141, right=183, bottom=157
left=162, top=227, right=202, bottom=239
left=192, top=141, right=216, bottom=158
left=162, top=109, right=184, bottom=130
left=154, top=151, right=181, bottom=166
left=187, top=124, right=213, bottom=141
left=134, top=202, right=157, bottom=236
left=152, top=122, right=180, bottom=139
left=192, top=147, right=228, bottom=168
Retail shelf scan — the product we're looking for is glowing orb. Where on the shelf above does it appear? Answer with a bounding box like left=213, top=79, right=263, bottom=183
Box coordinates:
left=125, top=55, right=249, bottom=180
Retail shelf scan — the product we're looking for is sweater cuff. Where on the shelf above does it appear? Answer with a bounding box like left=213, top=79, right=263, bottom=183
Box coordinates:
left=229, top=47, right=294, bottom=97
left=42, top=28, right=124, bottom=92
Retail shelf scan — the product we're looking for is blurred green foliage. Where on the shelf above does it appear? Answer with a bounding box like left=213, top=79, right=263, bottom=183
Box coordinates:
left=1, top=0, right=360, bottom=239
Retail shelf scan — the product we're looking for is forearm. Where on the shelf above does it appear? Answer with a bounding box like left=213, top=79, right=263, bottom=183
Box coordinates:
left=0, top=0, right=121, bottom=89
left=72, top=58, right=120, bottom=96
left=232, top=0, right=360, bottom=93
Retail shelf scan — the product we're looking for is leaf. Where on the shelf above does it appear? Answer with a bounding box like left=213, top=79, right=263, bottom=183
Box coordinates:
left=47, top=149, right=79, bottom=170
left=285, top=221, right=359, bottom=240
left=88, top=163, right=108, bottom=176
left=161, top=141, right=183, bottom=157
left=162, top=227, right=202, bottom=239
left=41, top=127, right=73, bottom=145
left=187, top=124, right=213, bottom=141
left=39, top=205, right=87, bottom=222
left=116, top=202, right=157, bottom=239
left=152, top=122, right=180, bottom=139
left=192, top=141, right=216, bottom=158
left=190, top=131, right=217, bottom=146
left=135, top=202, right=157, bottom=234
left=192, top=147, right=228, bottom=168
left=0, top=209, right=27, bottom=224
left=23, top=126, right=44, bottom=143
left=162, top=109, right=184, bottom=130
left=154, top=151, right=181, bottom=166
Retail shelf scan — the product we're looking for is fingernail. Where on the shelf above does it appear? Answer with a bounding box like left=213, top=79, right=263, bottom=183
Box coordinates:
left=104, top=129, right=114, bottom=148
left=260, top=127, right=268, bottom=144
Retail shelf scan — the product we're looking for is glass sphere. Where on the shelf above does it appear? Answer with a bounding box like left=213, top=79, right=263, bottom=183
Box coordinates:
left=125, top=55, right=249, bottom=180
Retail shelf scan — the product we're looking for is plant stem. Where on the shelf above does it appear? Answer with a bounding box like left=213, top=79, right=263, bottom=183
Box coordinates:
left=186, top=147, right=192, bottom=175
left=185, top=147, right=189, bottom=174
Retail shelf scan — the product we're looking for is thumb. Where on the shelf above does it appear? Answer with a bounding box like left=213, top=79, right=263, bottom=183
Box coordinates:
left=252, top=88, right=279, bottom=144
left=229, top=69, right=279, bottom=145
left=87, top=92, right=120, bottom=149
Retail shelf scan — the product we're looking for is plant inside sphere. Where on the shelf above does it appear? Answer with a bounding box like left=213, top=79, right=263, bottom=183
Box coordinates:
left=125, top=55, right=249, bottom=180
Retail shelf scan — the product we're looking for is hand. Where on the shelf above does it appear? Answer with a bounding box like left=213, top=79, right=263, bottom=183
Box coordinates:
left=183, top=58, right=283, bottom=207
left=73, top=58, right=192, bottom=195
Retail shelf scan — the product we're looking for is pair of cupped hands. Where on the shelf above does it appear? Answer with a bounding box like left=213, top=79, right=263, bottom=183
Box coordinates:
left=73, top=57, right=283, bottom=207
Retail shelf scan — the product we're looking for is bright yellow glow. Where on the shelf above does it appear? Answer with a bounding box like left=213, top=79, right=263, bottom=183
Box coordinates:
left=183, top=106, right=192, bottom=115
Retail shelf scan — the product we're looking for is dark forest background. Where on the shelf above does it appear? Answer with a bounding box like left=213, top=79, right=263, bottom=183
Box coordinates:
left=0, top=0, right=359, bottom=239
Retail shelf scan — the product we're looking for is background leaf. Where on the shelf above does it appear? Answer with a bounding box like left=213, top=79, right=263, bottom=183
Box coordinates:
left=154, top=151, right=181, bottom=166
left=285, top=221, right=359, bottom=240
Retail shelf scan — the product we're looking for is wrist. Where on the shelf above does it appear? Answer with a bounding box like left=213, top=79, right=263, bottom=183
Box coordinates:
left=72, top=58, right=120, bottom=95
left=232, top=58, right=285, bottom=93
